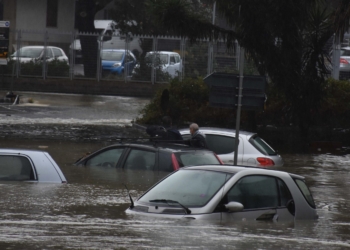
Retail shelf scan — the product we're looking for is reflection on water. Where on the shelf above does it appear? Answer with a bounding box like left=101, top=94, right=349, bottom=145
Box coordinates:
left=0, top=139, right=350, bottom=249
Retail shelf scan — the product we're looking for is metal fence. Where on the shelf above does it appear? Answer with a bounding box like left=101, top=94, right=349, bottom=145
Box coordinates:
left=4, top=29, right=243, bottom=84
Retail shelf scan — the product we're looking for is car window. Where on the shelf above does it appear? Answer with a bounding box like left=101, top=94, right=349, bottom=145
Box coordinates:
left=341, top=49, right=350, bottom=56
left=124, top=149, right=155, bottom=170
left=52, top=48, right=63, bottom=57
left=12, top=47, right=43, bottom=58
left=226, top=175, right=279, bottom=209
left=206, top=134, right=236, bottom=154
left=158, top=151, right=173, bottom=172
left=175, top=55, right=181, bottom=63
left=45, top=48, right=53, bottom=58
left=175, top=152, right=220, bottom=167
left=139, top=169, right=232, bottom=207
left=249, top=135, right=277, bottom=155
left=0, top=155, right=34, bottom=181
left=86, top=148, right=124, bottom=167
left=101, top=50, right=124, bottom=61
left=277, top=178, right=293, bottom=206
left=170, top=55, right=175, bottom=64
left=294, top=178, right=316, bottom=208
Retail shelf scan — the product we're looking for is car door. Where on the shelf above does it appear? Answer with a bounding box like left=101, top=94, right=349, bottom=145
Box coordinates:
left=220, top=175, right=295, bottom=221
left=124, top=51, right=137, bottom=76
left=44, top=47, right=54, bottom=62
left=52, top=47, right=67, bottom=62
left=166, top=54, right=179, bottom=77
left=121, top=147, right=161, bottom=184
left=84, top=147, right=127, bottom=168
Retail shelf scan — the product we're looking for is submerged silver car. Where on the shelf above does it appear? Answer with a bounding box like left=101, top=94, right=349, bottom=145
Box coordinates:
left=126, top=165, right=318, bottom=221
left=179, top=127, right=283, bottom=167
left=0, top=149, right=67, bottom=183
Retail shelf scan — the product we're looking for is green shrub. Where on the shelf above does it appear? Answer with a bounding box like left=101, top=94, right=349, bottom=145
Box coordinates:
left=137, top=77, right=236, bottom=127
left=1, top=59, right=69, bottom=77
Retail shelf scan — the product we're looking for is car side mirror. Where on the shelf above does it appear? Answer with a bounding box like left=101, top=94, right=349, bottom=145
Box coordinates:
left=286, top=199, right=295, bottom=216
left=225, top=201, right=244, bottom=212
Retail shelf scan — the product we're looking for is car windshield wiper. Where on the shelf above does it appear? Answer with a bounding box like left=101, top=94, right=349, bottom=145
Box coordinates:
left=149, top=199, right=191, bottom=214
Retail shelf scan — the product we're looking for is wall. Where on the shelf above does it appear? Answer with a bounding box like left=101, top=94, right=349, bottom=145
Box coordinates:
left=0, top=76, right=166, bottom=98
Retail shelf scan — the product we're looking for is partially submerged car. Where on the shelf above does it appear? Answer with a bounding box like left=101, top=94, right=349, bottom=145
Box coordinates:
left=126, top=165, right=318, bottom=221
left=0, top=149, right=67, bottom=183
left=74, top=142, right=223, bottom=171
left=179, top=127, right=284, bottom=167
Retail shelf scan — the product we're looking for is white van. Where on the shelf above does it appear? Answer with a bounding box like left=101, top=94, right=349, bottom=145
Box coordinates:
left=70, top=20, right=142, bottom=63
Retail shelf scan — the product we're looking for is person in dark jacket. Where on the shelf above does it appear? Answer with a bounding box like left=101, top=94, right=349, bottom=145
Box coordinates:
left=146, top=116, right=183, bottom=141
left=189, top=123, right=207, bottom=148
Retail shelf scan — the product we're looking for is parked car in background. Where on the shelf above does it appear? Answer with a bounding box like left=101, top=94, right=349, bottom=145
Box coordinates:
left=133, top=51, right=182, bottom=79
left=0, top=149, right=67, bottom=183
left=10, top=46, right=69, bottom=64
left=126, top=165, right=318, bottom=221
left=100, top=49, right=137, bottom=76
left=338, top=46, right=350, bottom=79
left=179, top=127, right=284, bottom=167
left=74, top=142, right=223, bottom=172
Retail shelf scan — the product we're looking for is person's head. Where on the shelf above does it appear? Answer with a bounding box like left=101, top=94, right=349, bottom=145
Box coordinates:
left=162, top=116, right=172, bottom=127
left=189, top=123, right=199, bottom=135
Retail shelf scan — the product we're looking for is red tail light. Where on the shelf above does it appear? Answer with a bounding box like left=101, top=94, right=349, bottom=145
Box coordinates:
left=340, top=58, right=349, bottom=64
left=214, top=153, right=224, bottom=165
left=171, top=153, right=180, bottom=170
left=257, top=157, right=275, bottom=167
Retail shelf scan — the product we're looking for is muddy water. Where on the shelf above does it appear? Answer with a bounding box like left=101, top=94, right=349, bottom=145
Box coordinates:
left=0, top=92, right=349, bottom=249
left=0, top=138, right=349, bottom=249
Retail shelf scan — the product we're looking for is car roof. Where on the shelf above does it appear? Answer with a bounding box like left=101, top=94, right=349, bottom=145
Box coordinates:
left=102, top=142, right=214, bottom=152
left=146, top=51, right=180, bottom=55
left=102, top=49, right=130, bottom=52
left=20, top=46, right=62, bottom=49
left=0, top=148, right=48, bottom=154
left=179, top=127, right=255, bottom=136
left=181, top=165, right=304, bottom=179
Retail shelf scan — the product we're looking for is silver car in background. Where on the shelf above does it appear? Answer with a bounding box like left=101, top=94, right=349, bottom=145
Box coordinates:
left=180, top=127, right=283, bottom=167
left=126, top=165, right=318, bottom=221
left=0, top=149, right=67, bottom=183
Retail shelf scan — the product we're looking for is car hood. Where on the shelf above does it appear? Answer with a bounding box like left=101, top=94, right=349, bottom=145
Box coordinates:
left=102, top=60, right=122, bottom=67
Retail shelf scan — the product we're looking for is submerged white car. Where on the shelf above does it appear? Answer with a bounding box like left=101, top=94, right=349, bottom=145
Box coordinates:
left=126, top=165, right=318, bottom=221
left=179, top=127, right=284, bottom=167
left=0, top=149, right=67, bottom=183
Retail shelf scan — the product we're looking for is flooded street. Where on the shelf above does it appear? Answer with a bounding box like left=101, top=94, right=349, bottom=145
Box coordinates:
left=0, top=92, right=350, bottom=249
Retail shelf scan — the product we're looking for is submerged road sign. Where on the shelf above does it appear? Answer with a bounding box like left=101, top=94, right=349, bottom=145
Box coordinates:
left=204, top=72, right=266, bottom=110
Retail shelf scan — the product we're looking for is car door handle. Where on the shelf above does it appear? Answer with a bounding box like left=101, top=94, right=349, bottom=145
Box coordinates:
left=256, top=209, right=277, bottom=221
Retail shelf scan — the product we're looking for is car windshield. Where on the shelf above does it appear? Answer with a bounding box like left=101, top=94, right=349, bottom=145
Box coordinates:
left=145, top=53, right=168, bottom=65
left=341, top=49, right=350, bottom=56
left=139, top=169, right=232, bottom=207
left=249, top=135, right=277, bottom=155
left=175, top=152, right=221, bottom=167
left=12, top=47, right=43, bottom=58
left=101, top=50, right=124, bottom=61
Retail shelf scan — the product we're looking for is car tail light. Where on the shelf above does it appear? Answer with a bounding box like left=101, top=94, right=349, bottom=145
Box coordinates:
left=340, top=58, right=349, bottom=64
left=171, top=153, right=180, bottom=170
left=257, top=157, right=275, bottom=167
left=214, top=153, right=224, bottom=165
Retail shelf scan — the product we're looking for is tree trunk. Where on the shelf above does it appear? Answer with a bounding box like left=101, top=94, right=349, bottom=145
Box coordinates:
left=74, top=0, right=104, bottom=78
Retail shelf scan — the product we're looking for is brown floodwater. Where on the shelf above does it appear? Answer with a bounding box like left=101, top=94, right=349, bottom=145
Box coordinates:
left=0, top=138, right=349, bottom=250
left=0, top=92, right=349, bottom=249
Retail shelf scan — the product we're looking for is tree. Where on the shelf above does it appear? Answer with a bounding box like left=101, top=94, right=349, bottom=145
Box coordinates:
left=138, top=0, right=337, bottom=137
left=74, top=0, right=111, bottom=77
